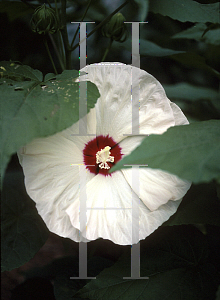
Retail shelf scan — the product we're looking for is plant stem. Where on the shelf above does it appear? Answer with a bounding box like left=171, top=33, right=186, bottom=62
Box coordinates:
left=49, top=33, right=65, bottom=71
left=70, top=0, right=93, bottom=48
left=60, top=0, right=72, bottom=69
left=20, top=0, right=35, bottom=10
left=101, top=38, right=113, bottom=62
left=58, top=30, right=66, bottom=69
left=44, top=38, right=58, bottom=74
left=71, top=0, right=129, bottom=52
left=46, top=0, right=52, bottom=8
left=54, top=0, right=58, bottom=17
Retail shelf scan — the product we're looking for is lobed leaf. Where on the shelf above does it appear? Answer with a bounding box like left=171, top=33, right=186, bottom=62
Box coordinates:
left=133, top=0, right=149, bottom=22
left=1, top=171, right=49, bottom=272
left=0, top=62, right=100, bottom=183
left=149, top=0, right=220, bottom=23
left=172, top=23, right=220, bottom=46
left=216, top=285, right=220, bottom=300
left=164, top=83, right=220, bottom=102
left=140, top=39, right=185, bottom=56
left=77, top=226, right=218, bottom=300
left=171, top=53, right=220, bottom=79
left=115, top=39, right=184, bottom=57
left=164, top=84, right=220, bottom=122
left=0, top=1, right=35, bottom=22
left=0, top=61, right=43, bottom=81
left=164, top=183, right=220, bottom=227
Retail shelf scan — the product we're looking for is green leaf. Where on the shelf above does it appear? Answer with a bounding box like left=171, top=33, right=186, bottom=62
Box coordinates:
left=77, top=226, right=218, bottom=300
left=163, top=83, right=220, bottom=121
left=164, top=83, right=220, bottom=102
left=171, top=53, right=220, bottom=79
left=172, top=23, right=207, bottom=40
left=164, top=183, right=220, bottom=227
left=172, top=23, right=220, bottom=46
left=0, top=1, right=35, bottom=22
left=204, top=28, right=220, bottom=46
left=149, top=0, right=220, bottom=23
left=44, top=72, right=57, bottom=81
left=216, top=285, right=220, bottom=300
left=134, top=0, right=149, bottom=22
left=164, top=83, right=220, bottom=115
left=110, top=120, right=220, bottom=184
left=1, top=171, right=49, bottom=272
left=23, top=256, right=85, bottom=299
left=46, top=70, right=79, bottom=81
left=0, top=61, right=100, bottom=183
left=22, top=253, right=114, bottom=300
left=53, top=256, right=114, bottom=300
left=140, top=39, right=185, bottom=56
left=115, top=39, right=184, bottom=57
left=0, top=61, right=43, bottom=81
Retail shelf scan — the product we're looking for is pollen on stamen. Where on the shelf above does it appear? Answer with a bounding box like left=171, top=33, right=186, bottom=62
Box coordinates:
left=83, top=135, right=122, bottom=176
left=96, top=146, right=114, bottom=169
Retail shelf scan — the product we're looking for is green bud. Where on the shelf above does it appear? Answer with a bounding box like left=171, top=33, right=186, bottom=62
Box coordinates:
left=102, top=13, right=128, bottom=43
left=30, top=4, right=59, bottom=34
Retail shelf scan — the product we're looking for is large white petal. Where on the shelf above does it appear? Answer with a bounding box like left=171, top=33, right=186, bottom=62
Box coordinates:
left=18, top=118, right=96, bottom=242
left=119, top=95, right=191, bottom=213
left=66, top=171, right=134, bottom=245
left=65, top=169, right=183, bottom=245
left=170, top=101, right=189, bottom=126
left=78, top=63, right=176, bottom=142
left=122, top=168, right=191, bottom=211
left=139, top=198, right=182, bottom=242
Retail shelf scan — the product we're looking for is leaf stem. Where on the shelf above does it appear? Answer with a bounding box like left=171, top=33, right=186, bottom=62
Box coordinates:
left=101, top=38, right=113, bottom=62
left=44, top=38, right=58, bottom=74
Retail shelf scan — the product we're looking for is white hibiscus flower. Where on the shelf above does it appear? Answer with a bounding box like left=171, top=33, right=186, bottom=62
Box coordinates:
left=18, top=63, right=191, bottom=245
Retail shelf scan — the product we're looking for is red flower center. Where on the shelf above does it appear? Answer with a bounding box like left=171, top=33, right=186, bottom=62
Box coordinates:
left=83, top=135, right=122, bottom=176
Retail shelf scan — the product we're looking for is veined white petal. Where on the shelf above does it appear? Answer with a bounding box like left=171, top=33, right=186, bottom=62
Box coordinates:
left=18, top=119, right=95, bottom=241
left=65, top=170, right=184, bottom=245
left=122, top=168, right=191, bottom=211
left=119, top=135, right=146, bottom=156
left=170, top=101, right=189, bottom=126
left=119, top=98, right=191, bottom=213
left=66, top=171, right=134, bottom=245
left=78, top=63, right=176, bottom=142
left=139, top=198, right=182, bottom=241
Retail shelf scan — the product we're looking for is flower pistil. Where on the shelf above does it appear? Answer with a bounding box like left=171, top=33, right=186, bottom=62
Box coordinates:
left=96, top=146, right=114, bottom=169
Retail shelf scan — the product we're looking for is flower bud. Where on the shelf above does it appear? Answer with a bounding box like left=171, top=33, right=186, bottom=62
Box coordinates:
left=102, top=13, right=128, bottom=42
left=30, top=4, right=59, bottom=34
